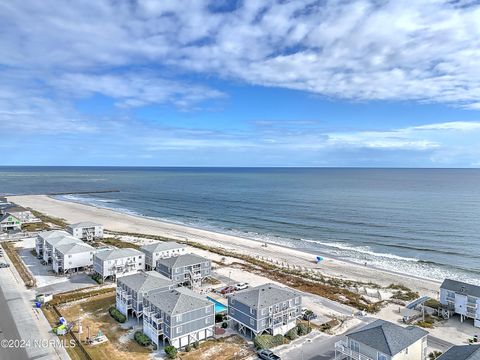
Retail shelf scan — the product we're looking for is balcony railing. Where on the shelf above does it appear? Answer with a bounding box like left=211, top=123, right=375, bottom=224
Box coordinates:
left=334, top=341, right=374, bottom=360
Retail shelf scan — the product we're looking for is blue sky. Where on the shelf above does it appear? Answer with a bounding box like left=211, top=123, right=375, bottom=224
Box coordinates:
left=1, top=0, right=480, bottom=167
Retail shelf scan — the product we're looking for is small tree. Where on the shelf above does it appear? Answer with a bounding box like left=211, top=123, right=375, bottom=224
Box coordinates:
left=286, top=328, right=298, bottom=341
left=297, top=323, right=311, bottom=336
left=221, top=322, right=228, bottom=329
left=185, top=344, right=192, bottom=352
left=164, top=345, right=177, bottom=359
left=215, top=313, right=224, bottom=323
left=428, top=351, right=443, bottom=360
left=193, top=341, right=199, bottom=349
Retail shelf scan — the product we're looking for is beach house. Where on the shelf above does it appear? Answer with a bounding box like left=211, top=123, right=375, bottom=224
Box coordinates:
left=439, top=278, right=480, bottom=328
left=116, top=271, right=174, bottom=320
left=142, top=287, right=215, bottom=349
left=0, top=204, right=40, bottom=224
left=93, top=248, right=145, bottom=281
left=0, top=213, right=22, bottom=232
left=437, top=345, right=480, bottom=360
left=227, top=283, right=302, bottom=338
left=334, top=319, right=428, bottom=360
left=155, top=253, right=211, bottom=287
left=140, top=241, right=188, bottom=270
left=67, top=222, right=104, bottom=241
left=52, top=241, right=96, bottom=274
left=41, top=232, right=84, bottom=264
left=36, top=230, right=70, bottom=258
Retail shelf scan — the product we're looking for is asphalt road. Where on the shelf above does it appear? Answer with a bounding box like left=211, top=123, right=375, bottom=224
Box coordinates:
left=0, top=281, right=30, bottom=360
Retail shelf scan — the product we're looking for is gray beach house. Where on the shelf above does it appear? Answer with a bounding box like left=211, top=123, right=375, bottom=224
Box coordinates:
left=439, top=278, right=480, bottom=328
left=334, top=319, right=428, bottom=360
left=227, top=283, right=302, bottom=338
left=142, top=287, right=215, bottom=349
left=116, top=271, right=174, bottom=320
left=155, top=253, right=211, bottom=287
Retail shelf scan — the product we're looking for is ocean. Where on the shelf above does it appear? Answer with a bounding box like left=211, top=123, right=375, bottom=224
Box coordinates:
left=1, top=166, right=480, bottom=284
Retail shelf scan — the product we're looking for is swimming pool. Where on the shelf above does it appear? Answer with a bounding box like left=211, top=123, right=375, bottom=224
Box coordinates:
left=207, top=297, right=228, bottom=313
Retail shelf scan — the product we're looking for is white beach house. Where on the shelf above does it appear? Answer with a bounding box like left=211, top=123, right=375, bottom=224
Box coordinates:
left=52, top=242, right=96, bottom=274
left=440, top=278, right=480, bottom=328
left=0, top=213, right=22, bottom=232
left=67, top=221, right=104, bottom=241
left=93, top=248, right=145, bottom=281
left=140, top=241, right=187, bottom=270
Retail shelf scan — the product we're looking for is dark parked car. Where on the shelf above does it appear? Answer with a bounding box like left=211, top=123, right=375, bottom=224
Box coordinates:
left=257, top=349, right=281, bottom=360
left=220, top=286, right=236, bottom=295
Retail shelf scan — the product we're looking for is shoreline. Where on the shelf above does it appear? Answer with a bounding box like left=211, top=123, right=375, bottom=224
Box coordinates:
left=10, top=194, right=441, bottom=297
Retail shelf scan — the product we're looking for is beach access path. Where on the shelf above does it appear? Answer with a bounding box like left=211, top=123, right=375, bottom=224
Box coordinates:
left=11, top=194, right=440, bottom=297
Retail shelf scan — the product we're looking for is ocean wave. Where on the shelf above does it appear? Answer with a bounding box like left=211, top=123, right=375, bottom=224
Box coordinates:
left=300, top=238, right=420, bottom=262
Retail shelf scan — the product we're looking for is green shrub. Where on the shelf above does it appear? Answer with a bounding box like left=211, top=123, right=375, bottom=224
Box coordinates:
left=215, top=313, right=224, bottom=323
left=297, top=323, right=311, bottom=336
left=133, top=331, right=151, bottom=346
left=185, top=344, right=192, bottom=352
left=428, top=351, right=443, bottom=359
left=253, top=334, right=285, bottom=349
left=193, top=341, right=199, bottom=349
left=165, top=345, right=177, bottom=359
left=108, top=306, right=126, bottom=323
left=286, top=328, right=298, bottom=340
left=91, top=273, right=103, bottom=284
left=221, top=322, right=228, bottom=329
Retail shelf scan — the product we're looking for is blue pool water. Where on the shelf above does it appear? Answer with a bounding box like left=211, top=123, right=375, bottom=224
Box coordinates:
left=208, top=297, right=227, bottom=313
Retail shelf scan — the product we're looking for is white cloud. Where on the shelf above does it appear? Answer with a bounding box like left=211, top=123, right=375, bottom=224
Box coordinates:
left=1, top=0, right=480, bottom=108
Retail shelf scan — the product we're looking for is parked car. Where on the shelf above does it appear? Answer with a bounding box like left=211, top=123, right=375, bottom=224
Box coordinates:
left=0, top=263, right=10, bottom=268
left=257, top=349, right=281, bottom=360
left=220, top=286, right=236, bottom=295
left=235, top=282, right=249, bottom=290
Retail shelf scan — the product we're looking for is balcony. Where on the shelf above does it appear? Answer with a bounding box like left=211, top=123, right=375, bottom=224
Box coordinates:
left=334, top=341, right=374, bottom=360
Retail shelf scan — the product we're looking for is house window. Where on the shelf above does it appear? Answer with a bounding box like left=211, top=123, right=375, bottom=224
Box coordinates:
left=250, top=318, right=254, bottom=326
left=350, top=340, right=359, bottom=353
left=176, top=314, right=182, bottom=322
left=205, top=318, right=210, bottom=324
left=250, top=308, right=254, bottom=315
left=230, top=309, right=235, bottom=315
left=176, top=326, right=182, bottom=334
left=206, top=307, right=210, bottom=313
left=378, top=354, right=387, bottom=360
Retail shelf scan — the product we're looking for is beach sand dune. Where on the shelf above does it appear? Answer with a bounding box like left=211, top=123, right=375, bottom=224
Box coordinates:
left=11, top=195, right=440, bottom=297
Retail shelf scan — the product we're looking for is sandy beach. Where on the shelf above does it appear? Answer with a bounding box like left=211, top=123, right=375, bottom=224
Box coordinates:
left=11, top=195, right=440, bottom=297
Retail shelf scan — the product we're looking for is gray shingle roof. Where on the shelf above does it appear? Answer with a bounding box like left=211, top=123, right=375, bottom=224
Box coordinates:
left=346, top=319, right=428, bottom=356
left=68, top=222, right=102, bottom=229
left=441, top=279, right=480, bottom=298
left=145, top=287, right=213, bottom=315
left=118, top=271, right=173, bottom=292
left=438, top=345, right=480, bottom=360
left=156, top=253, right=209, bottom=268
left=55, top=242, right=94, bottom=255
left=140, top=241, right=187, bottom=254
left=94, top=248, right=143, bottom=261
left=228, top=283, right=300, bottom=310
left=39, top=230, right=71, bottom=240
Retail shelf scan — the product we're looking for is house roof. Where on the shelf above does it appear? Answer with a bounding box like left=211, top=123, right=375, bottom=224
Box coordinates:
left=228, top=283, right=300, bottom=309
left=118, top=271, right=173, bottom=292
left=1, top=205, right=28, bottom=213
left=68, top=222, right=102, bottom=229
left=156, top=253, right=209, bottom=268
left=0, top=213, right=21, bottom=223
left=438, top=345, right=480, bottom=360
left=346, top=319, right=428, bottom=356
left=441, top=279, right=480, bottom=298
left=56, top=242, right=94, bottom=255
left=47, top=235, right=83, bottom=247
left=140, top=241, right=187, bottom=254
left=145, top=287, right=212, bottom=315
left=94, top=248, right=143, bottom=261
